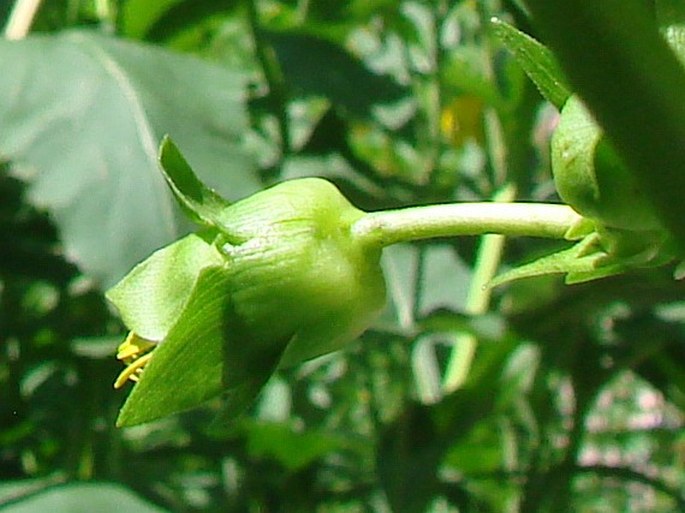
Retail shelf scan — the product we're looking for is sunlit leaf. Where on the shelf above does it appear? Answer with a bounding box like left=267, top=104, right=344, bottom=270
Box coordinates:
left=0, top=30, right=258, bottom=288
left=0, top=483, right=168, bottom=513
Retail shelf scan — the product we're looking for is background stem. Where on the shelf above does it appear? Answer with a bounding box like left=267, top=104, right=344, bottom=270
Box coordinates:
left=3, top=0, right=42, bottom=40
left=245, top=0, right=291, bottom=179
left=442, top=184, right=517, bottom=392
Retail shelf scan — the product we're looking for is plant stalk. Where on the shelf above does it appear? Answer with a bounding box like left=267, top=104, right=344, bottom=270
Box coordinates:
left=353, top=202, right=581, bottom=248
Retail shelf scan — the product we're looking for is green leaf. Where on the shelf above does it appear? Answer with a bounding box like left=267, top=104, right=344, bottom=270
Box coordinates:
left=442, top=45, right=502, bottom=106
left=0, top=483, right=167, bottom=513
left=378, top=243, right=418, bottom=332
left=122, top=0, right=236, bottom=44
left=657, top=0, right=685, bottom=63
left=120, top=0, right=182, bottom=38
left=417, top=245, right=471, bottom=316
left=490, top=17, right=571, bottom=109
left=0, top=30, right=258, bottom=288
left=378, top=243, right=471, bottom=332
left=657, top=0, right=685, bottom=29
left=158, top=136, right=232, bottom=228
left=0, top=477, right=66, bottom=508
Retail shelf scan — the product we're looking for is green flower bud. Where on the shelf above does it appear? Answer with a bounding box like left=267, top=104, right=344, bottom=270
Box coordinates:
left=214, top=177, right=387, bottom=367
left=107, top=138, right=385, bottom=427
left=551, top=95, right=662, bottom=231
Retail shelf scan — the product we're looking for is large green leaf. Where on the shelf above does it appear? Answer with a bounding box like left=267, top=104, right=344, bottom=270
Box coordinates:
left=0, top=477, right=66, bottom=508
left=0, top=30, right=259, bottom=288
left=0, top=483, right=168, bottom=513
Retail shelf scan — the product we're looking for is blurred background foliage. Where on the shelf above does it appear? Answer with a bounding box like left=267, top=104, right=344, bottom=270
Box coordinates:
left=1, top=0, right=684, bottom=512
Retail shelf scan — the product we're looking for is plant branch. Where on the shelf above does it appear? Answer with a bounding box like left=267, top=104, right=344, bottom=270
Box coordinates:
left=245, top=0, right=291, bottom=173
left=353, top=201, right=581, bottom=248
left=3, top=0, right=42, bottom=40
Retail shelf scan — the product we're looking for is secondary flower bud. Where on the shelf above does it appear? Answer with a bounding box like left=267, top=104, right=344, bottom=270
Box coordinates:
left=107, top=138, right=386, bottom=426
left=551, top=95, right=662, bottom=232
left=548, top=96, right=678, bottom=275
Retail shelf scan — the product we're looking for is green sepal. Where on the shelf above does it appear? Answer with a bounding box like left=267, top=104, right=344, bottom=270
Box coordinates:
left=116, top=265, right=294, bottom=427
left=158, top=135, right=233, bottom=228
left=490, top=17, right=571, bottom=108
left=563, top=216, right=596, bottom=241
left=106, top=230, right=223, bottom=342
left=116, top=266, right=230, bottom=426
left=491, top=223, right=678, bottom=288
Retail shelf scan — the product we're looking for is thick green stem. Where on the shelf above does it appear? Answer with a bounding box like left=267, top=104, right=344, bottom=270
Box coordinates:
left=352, top=202, right=581, bottom=248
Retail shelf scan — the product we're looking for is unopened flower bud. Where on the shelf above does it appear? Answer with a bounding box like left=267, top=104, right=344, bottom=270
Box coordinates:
left=551, top=95, right=662, bottom=232
left=108, top=138, right=386, bottom=426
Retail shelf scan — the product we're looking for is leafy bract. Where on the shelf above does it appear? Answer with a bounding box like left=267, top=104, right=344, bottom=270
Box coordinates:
left=157, top=136, right=232, bottom=228
left=490, top=17, right=571, bottom=108
left=490, top=234, right=625, bottom=287
left=0, top=30, right=259, bottom=288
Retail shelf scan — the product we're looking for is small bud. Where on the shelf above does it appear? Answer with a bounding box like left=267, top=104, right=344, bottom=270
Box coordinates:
left=551, top=95, right=662, bottom=232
